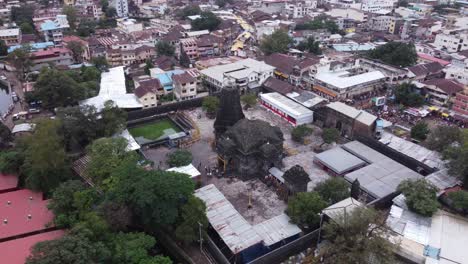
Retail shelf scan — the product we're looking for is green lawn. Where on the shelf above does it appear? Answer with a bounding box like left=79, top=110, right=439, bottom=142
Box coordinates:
left=129, top=119, right=181, bottom=140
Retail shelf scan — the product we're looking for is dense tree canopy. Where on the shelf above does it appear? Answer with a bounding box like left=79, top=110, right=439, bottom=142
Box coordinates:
left=175, top=195, right=208, bottom=243
left=176, top=5, right=201, bottom=18
left=191, top=12, right=221, bottom=31
left=202, top=96, right=220, bottom=115
left=156, top=41, right=176, bottom=57
left=291, top=125, right=313, bottom=143
left=0, top=40, right=8, bottom=56
left=314, top=178, right=350, bottom=204
left=7, top=47, right=32, bottom=78
left=295, top=17, right=341, bottom=34
left=398, top=179, right=438, bottom=217
left=443, top=130, right=468, bottom=185
left=260, top=29, right=293, bottom=55
left=22, top=119, right=71, bottom=194
left=367, top=42, right=417, bottom=67
left=426, top=125, right=462, bottom=152
left=167, top=149, right=193, bottom=167
left=296, top=37, right=321, bottom=55
left=286, top=192, right=328, bottom=229
left=11, top=5, right=34, bottom=30
left=308, top=207, right=395, bottom=264
left=411, top=122, right=430, bottom=141
left=395, top=82, right=425, bottom=107
left=240, top=93, right=257, bottom=109
left=321, top=128, right=340, bottom=144
left=67, top=41, right=84, bottom=63
left=448, top=191, right=468, bottom=213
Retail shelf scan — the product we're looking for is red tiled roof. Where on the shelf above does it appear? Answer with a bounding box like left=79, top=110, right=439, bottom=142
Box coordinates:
left=0, top=189, right=54, bottom=240
left=0, top=174, right=18, bottom=194
left=172, top=72, right=196, bottom=85
left=134, top=78, right=163, bottom=98
left=418, top=53, right=450, bottom=66
left=62, top=35, right=88, bottom=45
left=0, top=230, right=64, bottom=264
left=31, top=48, right=70, bottom=58
left=423, top=79, right=464, bottom=95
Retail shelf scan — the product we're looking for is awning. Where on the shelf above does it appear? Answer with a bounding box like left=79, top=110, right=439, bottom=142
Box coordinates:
left=313, top=85, right=337, bottom=97
left=428, top=106, right=439, bottom=111
left=441, top=113, right=449, bottom=118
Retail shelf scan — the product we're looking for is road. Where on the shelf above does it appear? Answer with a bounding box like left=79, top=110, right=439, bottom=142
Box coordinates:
left=0, top=68, right=26, bottom=129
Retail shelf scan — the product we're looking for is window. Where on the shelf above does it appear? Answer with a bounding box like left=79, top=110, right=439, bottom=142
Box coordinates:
left=182, top=90, right=186, bottom=93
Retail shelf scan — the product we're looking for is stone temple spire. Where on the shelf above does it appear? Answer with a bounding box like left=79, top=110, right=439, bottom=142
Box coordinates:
left=214, top=84, right=244, bottom=138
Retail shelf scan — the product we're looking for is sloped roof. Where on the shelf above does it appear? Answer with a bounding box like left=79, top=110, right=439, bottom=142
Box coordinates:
left=423, top=79, right=464, bottom=95
left=407, top=62, right=444, bottom=77
left=262, top=77, right=294, bottom=95
left=134, top=78, right=162, bottom=98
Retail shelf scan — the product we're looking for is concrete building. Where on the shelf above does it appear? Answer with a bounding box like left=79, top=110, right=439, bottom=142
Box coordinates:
left=367, top=15, right=394, bottom=32
left=327, top=8, right=367, bottom=22
left=361, top=0, right=397, bottom=13
left=116, top=18, right=143, bottom=33
left=201, top=58, right=275, bottom=93
left=259, top=92, right=314, bottom=126
left=180, top=38, right=198, bottom=61
left=453, top=88, right=468, bottom=121
left=111, top=0, right=128, bottom=17
left=422, top=79, right=464, bottom=106
left=0, top=28, right=21, bottom=46
left=312, top=63, right=386, bottom=100
left=39, top=15, right=70, bottom=45
left=30, top=48, right=73, bottom=71
left=284, top=0, right=317, bottom=18
left=173, top=72, right=197, bottom=101
left=134, top=78, right=162, bottom=108
left=250, top=0, right=287, bottom=14
left=433, top=30, right=468, bottom=53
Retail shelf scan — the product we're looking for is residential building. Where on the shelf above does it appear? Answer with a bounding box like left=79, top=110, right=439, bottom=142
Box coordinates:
left=407, top=62, right=444, bottom=81
left=361, top=0, right=397, bottom=13
left=0, top=28, right=21, bottom=46
left=327, top=8, right=368, bottom=23
left=445, top=54, right=468, bottom=85
left=111, top=0, right=128, bottom=17
left=39, top=15, right=70, bottom=45
left=367, top=15, right=394, bottom=32
left=453, top=88, right=468, bottom=121
left=249, top=0, right=287, bottom=14
left=116, top=18, right=143, bottom=34
left=200, top=58, right=275, bottom=93
left=422, top=78, right=464, bottom=106
left=358, top=58, right=408, bottom=82
left=62, top=36, right=90, bottom=62
left=264, top=53, right=317, bottom=86
left=180, top=38, right=198, bottom=61
left=173, top=72, right=197, bottom=101
left=284, top=1, right=317, bottom=18
left=197, top=34, right=224, bottom=58
left=134, top=78, right=162, bottom=108
left=0, top=8, right=11, bottom=24
left=150, top=18, right=177, bottom=34
left=433, top=30, right=468, bottom=53
left=30, top=47, right=74, bottom=71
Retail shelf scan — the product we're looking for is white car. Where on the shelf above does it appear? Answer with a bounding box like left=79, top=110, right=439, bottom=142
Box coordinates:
left=0, top=75, right=7, bottom=80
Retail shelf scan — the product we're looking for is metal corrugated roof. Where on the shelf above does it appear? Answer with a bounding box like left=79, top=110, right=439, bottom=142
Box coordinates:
left=195, top=184, right=262, bottom=254
left=253, top=213, right=301, bottom=246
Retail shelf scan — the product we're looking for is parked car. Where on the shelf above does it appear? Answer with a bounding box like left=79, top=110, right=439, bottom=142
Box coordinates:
left=11, top=92, right=18, bottom=102
left=12, top=111, right=28, bottom=120
left=0, top=75, right=7, bottom=80
left=28, top=108, right=41, bottom=114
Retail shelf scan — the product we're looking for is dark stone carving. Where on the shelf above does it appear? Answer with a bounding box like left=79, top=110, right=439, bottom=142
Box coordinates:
left=283, top=165, right=310, bottom=194
left=214, top=86, right=245, bottom=138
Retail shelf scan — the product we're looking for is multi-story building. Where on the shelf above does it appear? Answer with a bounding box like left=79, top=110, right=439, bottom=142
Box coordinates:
left=284, top=1, right=317, bottom=18
left=173, top=72, right=197, bottom=101
left=116, top=18, right=143, bottom=34
left=445, top=51, right=468, bottom=85
left=367, top=15, right=394, bottom=32
left=134, top=78, right=162, bottom=108
left=249, top=0, right=287, bottom=14
left=0, top=8, right=11, bottom=24
left=180, top=38, right=199, bottom=61
left=360, top=0, right=397, bottom=13
left=422, top=79, right=464, bottom=106
left=111, top=0, right=128, bottom=17
left=39, top=15, right=70, bottom=45
left=453, top=89, right=468, bottom=121
left=433, top=30, right=468, bottom=53
left=201, top=58, right=275, bottom=93
left=0, top=28, right=21, bottom=46
left=30, top=48, right=73, bottom=71
left=150, top=19, right=177, bottom=34
left=312, top=61, right=386, bottom=100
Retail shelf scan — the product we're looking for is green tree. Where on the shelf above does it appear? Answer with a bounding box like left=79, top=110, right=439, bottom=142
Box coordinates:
left=0, top=40, right=7, bottom=56
left=191, top=11, right=221, bottom=31
left=22, top=119, right=71, bottom=194
left=100, top=100, right=128, bottom=136
left=202, top=96, right=220, bottom=115
left=240, top=93, right=257, bottom=109
left=260, top=29, right=292, bottom=55
left=0, top=150, right=24, bottom=174
left=411, top=121, right=430, bottom=141
left=350, top=179, right=360, bottom=199
left=295, top=17, right=341, bottom=34
left=395, top=82, right=425, bottom=107
left=7, top=47, right=32, bottom=79
left=448, top=191, right=468, bottom=212
left=156, top=41, right=175, bottom=57
left=291, top=125, right=313, bottom=143
left=176, top=5, right=201, bottom=18
left=0, top=121, right=12, bottom=147
left=63, top=6, right=77, bottom=30
left=286, top=192, right=328, bottom=229
left=86, top=137, right=134, bottom=186
left=309, top=207, right=395, bottom=264
left=426, top=125, right=462, bottom=152
left=47, top=180, right=90, bottom=227
left=11, top=5, right=34, bottom=28
left=57, top=105, right=100, bottom=151
left=20, top=22, right=34, bottom=34
left=398, top=179, right=438, bottom=217
left=67, top=41, right=84, bottom=63
left=175, top=196, right=208, bottom=243
left=110, top=164, right=195, bottom=228
left=27, top=228, right=112, bottom=264
left=108, top=232, right=158, bottom=264
left=444, top=131, right=468, bottom=185
left=144, top=59, right=154, bottom=75
left=314, top=178, right=350, bottom=204
left=33, top=68, right=84, bottom=109
left=91, top=56, right=109, bottom=71
left=98, top=201, right=134, bottom=232
left=367, top=41, right=417, bottom=67
left=322, top=128, right=340, bottom=144
left=167, top=149, right=193, bottom=167
left=77, top=20, right=97, bottom=37
left=296, top=37, right=321, bottom=55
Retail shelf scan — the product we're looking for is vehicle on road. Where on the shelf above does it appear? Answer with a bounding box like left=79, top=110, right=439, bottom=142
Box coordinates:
left=28, top=108, right=41, bottom=114
left=12, top=111, right=28, bottom=120
left=0, top=75, right=7, bottom=80
left=11, top=92, right=18, bottom=102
